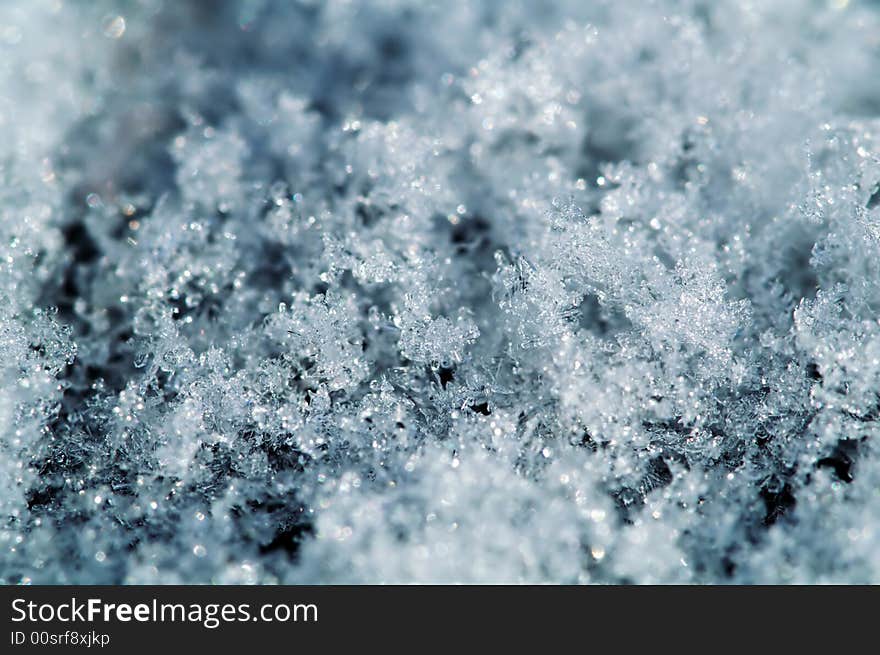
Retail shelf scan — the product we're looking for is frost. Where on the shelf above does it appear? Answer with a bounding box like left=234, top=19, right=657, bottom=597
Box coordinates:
left=4, top=0, right=880, bottom=584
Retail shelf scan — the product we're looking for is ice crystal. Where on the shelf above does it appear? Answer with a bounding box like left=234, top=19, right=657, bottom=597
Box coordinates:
left=3, top=0, right=880, bottom=583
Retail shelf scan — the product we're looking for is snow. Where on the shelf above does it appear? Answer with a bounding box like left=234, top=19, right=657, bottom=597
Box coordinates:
left=2, top=0, right=880, bottom=583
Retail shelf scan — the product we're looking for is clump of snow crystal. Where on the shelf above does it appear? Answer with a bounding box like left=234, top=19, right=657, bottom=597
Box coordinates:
left=3, top=0, right=880, bottom=583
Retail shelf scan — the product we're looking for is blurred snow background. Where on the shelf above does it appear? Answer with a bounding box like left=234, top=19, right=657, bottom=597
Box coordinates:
left=3, top=0, right=880, bottom=583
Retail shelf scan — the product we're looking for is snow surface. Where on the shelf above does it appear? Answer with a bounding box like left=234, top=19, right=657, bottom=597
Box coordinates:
left=3, top=0, right=880, bottom=584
